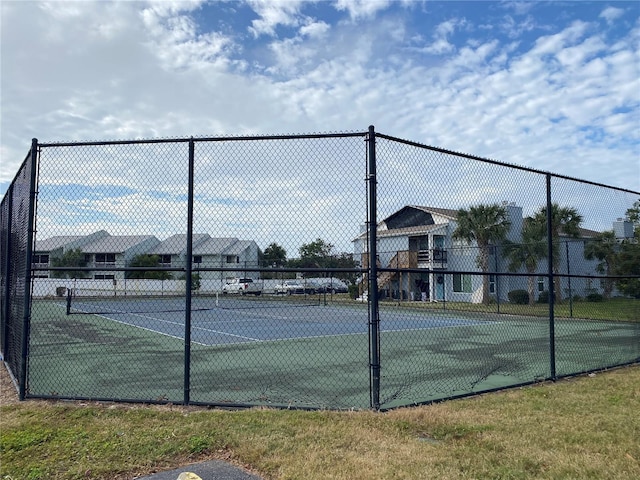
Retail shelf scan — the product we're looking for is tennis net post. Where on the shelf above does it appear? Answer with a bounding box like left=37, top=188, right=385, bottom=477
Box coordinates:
left=66, top=288, right=71, bottom=315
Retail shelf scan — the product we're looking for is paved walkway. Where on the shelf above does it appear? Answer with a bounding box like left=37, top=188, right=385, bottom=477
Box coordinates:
left=136, top=460, right=263, bottom=480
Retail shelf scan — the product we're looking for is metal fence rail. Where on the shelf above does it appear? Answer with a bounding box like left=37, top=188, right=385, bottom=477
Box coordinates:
left=1, top=127, right=638, bottom=409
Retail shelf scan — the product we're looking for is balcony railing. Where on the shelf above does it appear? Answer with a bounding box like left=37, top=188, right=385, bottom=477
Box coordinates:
left=418, top=249, right=447, bottom=264
left=363, top=249, right=448, bottom=269
left=95, top=262, right=117, bottom=268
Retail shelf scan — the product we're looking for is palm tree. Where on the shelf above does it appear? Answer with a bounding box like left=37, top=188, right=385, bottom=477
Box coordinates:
left=584, top=230, right=618, bottom=299
left=503, top=218, right=547, bottom=305
left=531, top=204, right=583, bottom=302
left=453, top=204, right=510, bottom=305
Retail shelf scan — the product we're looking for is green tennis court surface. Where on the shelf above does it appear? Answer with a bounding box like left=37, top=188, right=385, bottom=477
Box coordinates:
left=26, top=298, right=639, bottom=409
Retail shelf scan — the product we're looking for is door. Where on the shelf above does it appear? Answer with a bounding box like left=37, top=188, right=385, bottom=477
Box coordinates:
left=435, top=273, right=445, bottom=301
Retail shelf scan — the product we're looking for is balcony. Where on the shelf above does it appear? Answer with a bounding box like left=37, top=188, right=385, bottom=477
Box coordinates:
left=418, top=249, right=447, bottom=266
left=95, top=262, right=117, bottom=268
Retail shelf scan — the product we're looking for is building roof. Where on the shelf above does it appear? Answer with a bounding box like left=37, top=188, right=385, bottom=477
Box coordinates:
left=375, top=223, right=449, bottom=238
left=82, top=235, right=159, bottom=253
left=223, top=239, right=256, bottom=255
left=410, top=205, right=459, bottom=219
left=193, top=237, right=238, bottom=255
left=35, top=235, right=85, bottom=252
left=150, top=234, right=211, bottom=254
left=354, top=205, right=456, bottom=240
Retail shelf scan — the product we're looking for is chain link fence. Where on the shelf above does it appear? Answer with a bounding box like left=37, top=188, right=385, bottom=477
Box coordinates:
left=1, top=128, right=638, bottom=409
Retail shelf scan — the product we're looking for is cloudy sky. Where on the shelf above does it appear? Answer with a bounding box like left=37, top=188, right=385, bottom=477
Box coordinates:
left=1, top=1, right=639, bottom=253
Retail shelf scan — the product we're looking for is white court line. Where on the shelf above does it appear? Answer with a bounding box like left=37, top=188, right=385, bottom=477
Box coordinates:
left=67, top=302, right=261, bottom=345
left=209, top=307, right=294, bottom=321
left=114, top=312, right=262, bottom=344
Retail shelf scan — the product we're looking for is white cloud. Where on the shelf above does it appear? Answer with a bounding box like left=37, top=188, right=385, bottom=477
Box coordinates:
left=1, top=1, right=638, bottom=248
left=247, top=0, right=305, bottom=37
left=599, top=6, right=625, bottom=25
left=500, top=14, right=537, bottom=39
left=421, top=18, right=466, bottom=55
left=141, top=3, right=234, bottom=71
left=300, top=20, right=331, bottom=39
left=530, top=20, right=590, bottom=56
left=333, top=0, right=392, bottom=21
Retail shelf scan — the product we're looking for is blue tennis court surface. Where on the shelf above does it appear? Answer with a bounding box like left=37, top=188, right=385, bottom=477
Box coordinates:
left=65, top=298, right=493, bottom=346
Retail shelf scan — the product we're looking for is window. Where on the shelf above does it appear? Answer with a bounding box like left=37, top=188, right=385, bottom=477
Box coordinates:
left=32, top=254, right=49, bottom=264
left=159, top=255, right=172, bottom=266
left=95, top=253, right=116, bottom=264
left=226, top=255, right=239, bottom=264
left=193, top=255, right=202, bottom=264
left=94, top=274, right=115, bottom=280
left=537, top=276, right=545, bottom=292
left=489, top=274, right=496, bottom=294
left=453, top=273, right=472, bottom=293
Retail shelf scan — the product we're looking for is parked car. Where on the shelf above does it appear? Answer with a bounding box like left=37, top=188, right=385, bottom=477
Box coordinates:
left=274, top=281, right=305, bottom=295
left=222, top=278, right=262, bottom=295
left=303, top=282, right=321, bottom=295
left=316, top=280, right=349, bottom=294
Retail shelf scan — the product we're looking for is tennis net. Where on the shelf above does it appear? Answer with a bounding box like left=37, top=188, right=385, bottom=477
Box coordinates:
left=64, top=288, right=321, bottom=315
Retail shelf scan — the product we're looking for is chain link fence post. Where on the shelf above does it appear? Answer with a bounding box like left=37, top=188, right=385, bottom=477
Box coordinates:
left=367, top=125, right=381, bottom=410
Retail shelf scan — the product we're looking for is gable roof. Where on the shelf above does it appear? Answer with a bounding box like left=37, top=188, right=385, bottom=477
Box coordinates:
left=82, top=235, right=159, bottom=253
left=150, top=234, right=211, bottom=255
left=223, top=239, right=257, bottom=255
left=193, top=237, right=238, bottom=255
left=381, top=205, right=458, bottom=229
left=34, top=230, right=111, bottom=252
left=35, top=235, right=85, bottom=252
left=375, top=223, right=449, bottom=239
left=411, top=206, right=459, bottom=219
left=354, top=205, right=457, bottom=241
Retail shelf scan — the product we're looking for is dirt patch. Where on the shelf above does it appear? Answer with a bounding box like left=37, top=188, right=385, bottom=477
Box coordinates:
left=1, top=361, right=19, bottom=406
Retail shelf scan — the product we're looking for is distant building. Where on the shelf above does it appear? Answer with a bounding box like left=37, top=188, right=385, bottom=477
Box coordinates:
left=33, top=231, right=260, bottom=282
left=353, top=204, right=615, bottom=303
left=149, top=234, right=260, bottom=282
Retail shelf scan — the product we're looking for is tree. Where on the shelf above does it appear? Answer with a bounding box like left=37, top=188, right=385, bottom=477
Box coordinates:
left=297, top=238, right=335, bottom=271
left=503, top=218, right=547, bottom=305
left=261, top=243, right=288, bottom=279
left=50, top=248, right=89, bottom=279
left=613, top=200, right=640, bottom=298
left=625, top=199, right=640, bottom=226
left=299, top=238, right=334, bottom=259
left=453, top=204, right=510, bottom=305
left=291, top=238, right=357, bottom=284
left=584, top=230, right=618, bottom=299
left=329, top=252, right=359, bottom=285
left=531, top=204, right=583, bottom=302
left=127, top=254, right=173, bottom=280
left=262, top=243, right=287, bottom=268
left=613, top=240, right=640, bottom=298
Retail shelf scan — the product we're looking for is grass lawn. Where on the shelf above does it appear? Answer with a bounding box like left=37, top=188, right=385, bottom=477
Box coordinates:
left=380, top=296, right=640, bottom=322
left=1, top=364, right=639, bottom=480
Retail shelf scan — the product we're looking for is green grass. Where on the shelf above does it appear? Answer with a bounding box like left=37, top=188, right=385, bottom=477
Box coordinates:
left=380, top=297, right=640, bottom=321
left=2, top=365, right=639, bottom=480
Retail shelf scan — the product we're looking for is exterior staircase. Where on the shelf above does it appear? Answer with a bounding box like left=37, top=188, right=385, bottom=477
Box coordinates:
left=359, top=250, right=418, bottom=297
left=377, top=250, right=417, bottom=289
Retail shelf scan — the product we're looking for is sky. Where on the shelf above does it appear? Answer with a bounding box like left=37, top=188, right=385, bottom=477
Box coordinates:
left=1, top=0, right=639, bottom=253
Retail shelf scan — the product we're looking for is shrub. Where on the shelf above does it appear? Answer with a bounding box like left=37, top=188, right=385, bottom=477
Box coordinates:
left=537, top=290, right=550, bottom=304
left=348, top=284, right=359, bottom=300
left=586, top=293, right=604, bottom=302
left=508, top=289, right=529, bottom=305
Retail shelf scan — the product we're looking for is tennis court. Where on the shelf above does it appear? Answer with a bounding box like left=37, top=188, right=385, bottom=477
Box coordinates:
left=62, top=294, right=495, bottom=346
left=25, top=296, right=639, bottom=409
